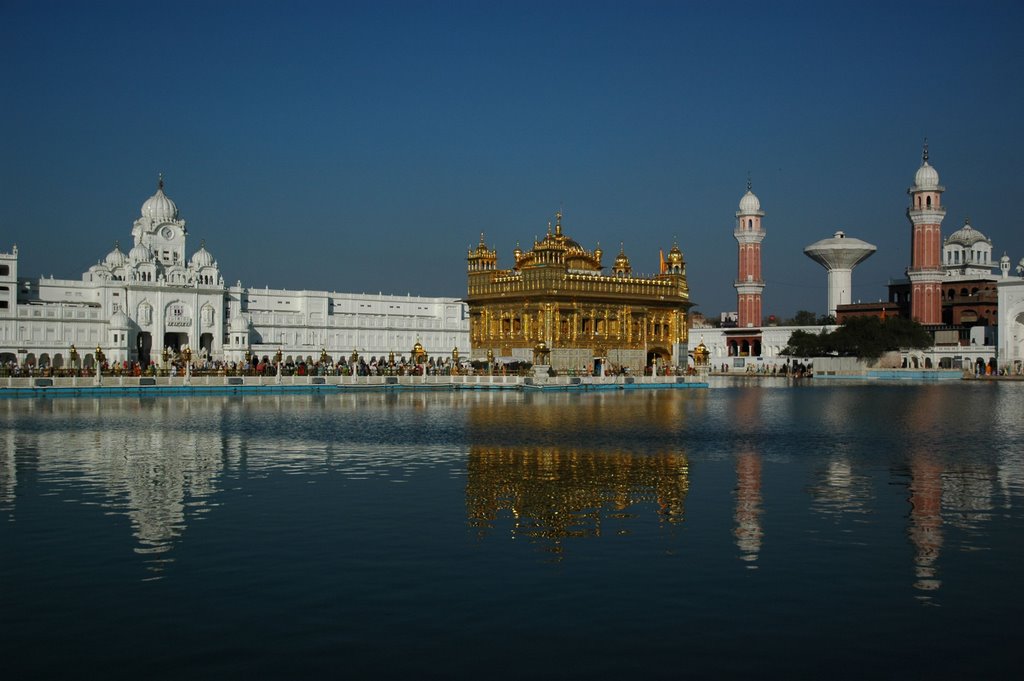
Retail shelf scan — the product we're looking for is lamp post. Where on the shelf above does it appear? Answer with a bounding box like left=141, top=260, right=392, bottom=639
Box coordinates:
left=181, top=345, right=192, bottom=384
left=94, top=345, right=105, bottom=385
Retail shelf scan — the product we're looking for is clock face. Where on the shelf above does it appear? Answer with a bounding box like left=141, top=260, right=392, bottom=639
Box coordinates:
left=161, top=226, right=173, bottom=239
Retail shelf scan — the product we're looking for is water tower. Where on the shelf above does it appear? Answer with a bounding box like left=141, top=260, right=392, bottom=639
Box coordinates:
left=803, top=231, right=877, bottom=317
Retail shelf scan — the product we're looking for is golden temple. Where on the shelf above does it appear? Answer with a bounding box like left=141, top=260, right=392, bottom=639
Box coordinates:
left=466, top=211, right=693, bottom=373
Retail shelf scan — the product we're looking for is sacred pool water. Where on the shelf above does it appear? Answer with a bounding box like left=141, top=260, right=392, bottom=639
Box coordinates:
left=1, top=381, right=1021, bottom=678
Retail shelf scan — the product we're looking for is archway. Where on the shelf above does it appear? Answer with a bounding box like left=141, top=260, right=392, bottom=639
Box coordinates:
left=199, top=333, right=214, bottom=358
left=646, top=347, right=670, bottom=372
left=163, top=332, right=188, bottom=352
left=137, top=332, right=152, bottom=367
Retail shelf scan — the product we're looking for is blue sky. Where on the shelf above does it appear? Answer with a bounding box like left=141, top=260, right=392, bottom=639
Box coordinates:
left=2, top=0, right=1022, bottom=318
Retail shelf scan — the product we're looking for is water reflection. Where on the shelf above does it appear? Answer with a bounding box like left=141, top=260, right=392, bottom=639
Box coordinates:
left=466, top=445, right=690, bottom=557
left=729, top=382, right=764, bottom=565
left=908, top=454, right=944, bottom=592
left=0, top=385, right=1022, bottom=593
left=808, top=454, right=873, bottom=517
left=734, top=452, right=763, bottom=565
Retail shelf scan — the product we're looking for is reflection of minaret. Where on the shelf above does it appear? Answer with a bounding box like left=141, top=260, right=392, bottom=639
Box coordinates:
left=734, top=452, right=763, bottom=565
left=908, top=453, right=944, bottom=592
left=731, top=385, right=763, bottom=565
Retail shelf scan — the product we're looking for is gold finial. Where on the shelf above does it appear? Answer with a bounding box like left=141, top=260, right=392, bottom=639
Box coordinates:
left=555, top=210, right=562, bottom=236
left=478, top=231, right=486, bottom=247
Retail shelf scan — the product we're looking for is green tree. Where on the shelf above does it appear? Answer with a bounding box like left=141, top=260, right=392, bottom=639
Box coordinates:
left=786, top=310, right=819, bottom=326
left=782, top=317, right=932, bottom=359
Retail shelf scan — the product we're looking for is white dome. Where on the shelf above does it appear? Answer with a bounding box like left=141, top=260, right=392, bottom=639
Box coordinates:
left=190, top=242, right=215, bottom=268
left=738, top=189, right=761, bottom=214
left=104, top=242, right=127, bottom=267
left=945, top=219, right=991, bottom=247
left=914, top=161, right=940, bottom=189
left=141, top=177, right=178, bottom=221
left=129, top=242, right=152, bottom=262
left=109, top=310, right=130, bottom=329
left=229, top=314, right=250, bottom=333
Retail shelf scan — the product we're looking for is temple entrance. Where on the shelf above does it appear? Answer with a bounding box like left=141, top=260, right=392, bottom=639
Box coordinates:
left=163, top=332, right=188, bottom=352
left=647, top=347, right=670, bottom=373
left=137, top=332, right=152, bottom=367
left=199, top=332, right=214, bottom=359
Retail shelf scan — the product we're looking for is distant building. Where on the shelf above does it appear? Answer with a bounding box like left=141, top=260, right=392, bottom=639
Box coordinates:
left=997, top=263, right=1024, bottom=374
left=0, top=178, right=469, bottom=369
left=465, top=212, right=692, bottom=373
left=833, top=145, right=1024, bottom=371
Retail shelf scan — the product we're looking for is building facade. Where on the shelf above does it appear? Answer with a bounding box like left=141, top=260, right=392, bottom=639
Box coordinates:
left=997, top=268, right=1024, bottom=374
left=465, top=212, right=693, bottom=373
left=0, top=179, right=469, bottom=369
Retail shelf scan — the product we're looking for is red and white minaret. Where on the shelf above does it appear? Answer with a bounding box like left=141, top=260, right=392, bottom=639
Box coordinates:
left=906, top=142, right=946, bottom=324
left=734, top=180, right=765, bottom=328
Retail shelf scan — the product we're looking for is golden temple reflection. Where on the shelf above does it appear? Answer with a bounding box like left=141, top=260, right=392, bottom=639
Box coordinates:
left=734, top=451, right=763, bottom=566
left=466, top=444, right=690, bottom=556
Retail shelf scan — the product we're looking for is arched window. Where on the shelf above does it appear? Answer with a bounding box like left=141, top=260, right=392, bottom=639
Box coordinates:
left=926, top=196, right=932, bottom=207
left=747, top=219, right=753, bottom=229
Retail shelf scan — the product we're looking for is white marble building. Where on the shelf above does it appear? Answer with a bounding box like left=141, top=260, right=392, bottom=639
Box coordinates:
left=997, top=264, right=1024, bottom=374
left=0, top=179, right=468, bottom=369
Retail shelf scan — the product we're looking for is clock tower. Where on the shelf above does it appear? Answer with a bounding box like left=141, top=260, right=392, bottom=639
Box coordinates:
left=131, top=174, right=188, bottom=268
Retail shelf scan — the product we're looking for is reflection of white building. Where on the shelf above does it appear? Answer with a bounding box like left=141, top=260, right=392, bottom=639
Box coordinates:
left=0, top=179, right=469, bottom=368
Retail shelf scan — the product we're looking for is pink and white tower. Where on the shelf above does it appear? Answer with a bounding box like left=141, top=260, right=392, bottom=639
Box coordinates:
left=734, top=180, right=765, bottom=328
left=906, top=142, right=946, bottom=324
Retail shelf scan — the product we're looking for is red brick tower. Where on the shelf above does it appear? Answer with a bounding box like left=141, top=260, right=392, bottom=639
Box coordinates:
left=906, top=142, right=946, bottom=324
left=734, top=180, right=765, bottom=328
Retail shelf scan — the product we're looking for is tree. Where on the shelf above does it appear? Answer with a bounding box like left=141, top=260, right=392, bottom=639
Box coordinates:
left=785, top=310, right=836, bottom=326
left=781, top=317, right=932, bottom=359
left=786, top=310, right=819, bottom=326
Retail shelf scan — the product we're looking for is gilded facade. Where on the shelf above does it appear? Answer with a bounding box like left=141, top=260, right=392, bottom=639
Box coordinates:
left=466, top=212, right=693, bottom=372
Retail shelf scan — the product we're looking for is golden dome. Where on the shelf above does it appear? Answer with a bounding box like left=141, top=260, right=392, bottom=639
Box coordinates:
left=666, top=243, right=684, bottom=265
left=612, top=243, right=632, bottom=275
